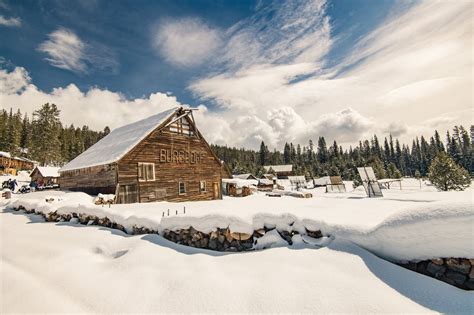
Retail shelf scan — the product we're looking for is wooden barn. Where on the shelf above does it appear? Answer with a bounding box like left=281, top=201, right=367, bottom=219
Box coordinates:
left=30, top=166, right=60, bottom=186
left=0, top=151, right=35, bottom=175
left=60, top=107, right=225, bottom=203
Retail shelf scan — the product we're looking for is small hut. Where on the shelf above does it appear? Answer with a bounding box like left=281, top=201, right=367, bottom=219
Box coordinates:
left=263, top=165, right=293, bottom=179
left=233, top=173, right=258, bottom=180
left=30, top=166, right=60, bottom=187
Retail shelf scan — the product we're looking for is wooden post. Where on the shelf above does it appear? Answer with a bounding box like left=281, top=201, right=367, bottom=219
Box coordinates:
left=175, top=210, right=178, bottom=215
left=184, top=206, right=186, bottom=214
left=167, top=209, right=169, bottom=216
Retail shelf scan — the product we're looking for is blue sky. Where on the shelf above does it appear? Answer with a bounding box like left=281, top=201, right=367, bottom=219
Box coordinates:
left=1, top=0, right=472, bottom=149
left=1, top=0, right=397, bottom=103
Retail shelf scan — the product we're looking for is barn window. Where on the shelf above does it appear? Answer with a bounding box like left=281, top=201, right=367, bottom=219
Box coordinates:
left=138, top=163, right=155, bottom=181
left=178, top=182, right=186, bottom=195
left=169, top=118, right=194, bottom=136
left=200, top=180, right=206, bottom=193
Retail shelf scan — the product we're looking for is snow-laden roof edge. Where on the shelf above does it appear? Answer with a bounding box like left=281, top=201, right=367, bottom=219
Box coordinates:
left=60, top=107, right=178, bottom=172
left=33, top=166, right=61, bottom=178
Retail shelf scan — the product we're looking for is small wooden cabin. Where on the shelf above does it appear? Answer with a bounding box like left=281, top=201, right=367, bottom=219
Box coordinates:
left=233, top=173, right=258, bottom=180
left=263, top=164, right=293, bottom=179
left=30, top=166, right=60, bottom=185
left=60, top=107, right=225, bottom=203
left=0, top=151, right=35, bottom=175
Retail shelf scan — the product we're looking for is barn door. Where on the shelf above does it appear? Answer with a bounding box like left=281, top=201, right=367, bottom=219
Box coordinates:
left=213, top=182, right=219, bottom=199
left=118, top=184, right=138, bottom=204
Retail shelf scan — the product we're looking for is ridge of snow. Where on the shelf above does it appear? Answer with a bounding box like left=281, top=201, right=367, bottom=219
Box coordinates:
left=3, top=184, right=473, bottom=261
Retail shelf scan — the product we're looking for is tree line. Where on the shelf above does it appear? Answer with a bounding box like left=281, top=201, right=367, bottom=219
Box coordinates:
left=212, top=126, right=474, bottom=180
left=0, top=104, right=110, bottom=166
left=1, top=103, right=472, bottom=181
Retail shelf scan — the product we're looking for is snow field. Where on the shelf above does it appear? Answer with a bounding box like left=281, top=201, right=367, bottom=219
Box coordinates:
left=2, top=179, right=473, bottom=261
left=1, top=210, right=473, bottom=314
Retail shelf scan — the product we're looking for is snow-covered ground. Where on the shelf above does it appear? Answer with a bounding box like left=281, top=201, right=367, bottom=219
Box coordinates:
left=1, top=209, right=473, bottom=313
left=1, top=178, right=473, bottom=313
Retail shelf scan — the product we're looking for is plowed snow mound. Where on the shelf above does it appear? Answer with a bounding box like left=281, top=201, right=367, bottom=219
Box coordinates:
left=331, top=200, right=474, bottom=261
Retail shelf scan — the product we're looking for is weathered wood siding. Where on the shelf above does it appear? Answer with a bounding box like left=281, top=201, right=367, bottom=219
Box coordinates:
left=117, top=118, right=222, bottom=203
left=60, top=164, right=117, bottom=195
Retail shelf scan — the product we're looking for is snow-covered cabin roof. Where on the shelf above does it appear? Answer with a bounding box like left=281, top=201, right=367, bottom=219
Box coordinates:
left=32, top=166, right=60, bottom=178
left=263, top=164, right=293, bottom=173
left=60, top=107, right=177, bottom=172
left=288, top=175, right=306, bottom=183
left=313, top=176, right=330, bottom=185
left=233, top=173, right=258, bottom=180
left=0, top=151, right=11, bottom=158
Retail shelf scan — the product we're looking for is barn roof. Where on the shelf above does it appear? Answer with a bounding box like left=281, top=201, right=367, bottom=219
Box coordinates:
left=60, top=107, right=177, bottom=172
left=33, top=166, right=60, bottom=178
left=263, top=164, right=293, bottom=173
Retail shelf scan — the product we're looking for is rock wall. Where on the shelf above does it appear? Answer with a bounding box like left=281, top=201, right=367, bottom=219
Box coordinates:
left=12, top=206, right=473, bottom=290
left=399, top=258, right=474, bottom=290
left=12, top=206, right=323, bottom=252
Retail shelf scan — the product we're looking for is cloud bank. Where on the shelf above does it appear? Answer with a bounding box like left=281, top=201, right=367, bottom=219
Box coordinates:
left=37, top=28, right=118, bottom=75
left=1, top=0, right=472, bottom=151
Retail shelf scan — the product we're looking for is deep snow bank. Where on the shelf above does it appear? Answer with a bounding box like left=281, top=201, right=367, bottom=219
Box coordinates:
left=324, top=201, right=474, bottom=261
left=2, top=189, right=473, bottom=261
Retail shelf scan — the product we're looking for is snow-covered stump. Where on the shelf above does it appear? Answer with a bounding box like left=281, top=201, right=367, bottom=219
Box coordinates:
left=398, top=258, right=474, bottom=290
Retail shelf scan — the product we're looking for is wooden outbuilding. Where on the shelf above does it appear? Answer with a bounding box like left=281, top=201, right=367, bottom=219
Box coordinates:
left=60, top=107, right=224, bottom=203
left=263, top=164, right=293, bottom=179
left=30, top=166, right=61, bottom=186
left=0, top=151, right=35, bottom=175
left=233, top=173, right=258, bottom=180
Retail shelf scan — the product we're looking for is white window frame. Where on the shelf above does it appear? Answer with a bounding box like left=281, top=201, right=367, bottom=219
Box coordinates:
left=200, top=180, right=206, bottom=193
left=178, top=181, right=186, bottom=195
left=138, top=162, right=155, bottom=182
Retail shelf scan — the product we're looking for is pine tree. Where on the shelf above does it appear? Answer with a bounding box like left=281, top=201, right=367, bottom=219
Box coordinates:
left=31, top=103, right=62, bottom=165
left=259, top=141, right=269, bottom=166
left=428, top=152, right=471, bottom=191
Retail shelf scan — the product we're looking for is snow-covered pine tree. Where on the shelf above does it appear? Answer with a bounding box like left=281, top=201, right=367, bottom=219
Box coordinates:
left=428, top=152, right=471, bottom=191
left=31, top=103, right=62, bottom=166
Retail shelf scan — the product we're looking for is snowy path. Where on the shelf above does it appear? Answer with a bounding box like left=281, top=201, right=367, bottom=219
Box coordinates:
left=1, top=209, right=472, bottom=313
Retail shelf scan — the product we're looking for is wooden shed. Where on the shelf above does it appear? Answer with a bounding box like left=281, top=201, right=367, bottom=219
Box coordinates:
left=59, top=107, right=224, bottom=204
left=0, top=151, right=35, bottom=175
left=30, top=166, right=60, bottom=186
left=263, top=164, right=293, bottom=179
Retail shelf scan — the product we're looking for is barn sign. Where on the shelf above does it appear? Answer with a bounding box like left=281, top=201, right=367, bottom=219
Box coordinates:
left=159, top=148, right=203, bottom=164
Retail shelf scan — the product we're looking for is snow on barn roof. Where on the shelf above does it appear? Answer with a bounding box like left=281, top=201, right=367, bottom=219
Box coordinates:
left=60, top=107, right=178, bottom=172
left=263, top=164, right=293, bottom=173
left=33, top=166, right=61, bottom=178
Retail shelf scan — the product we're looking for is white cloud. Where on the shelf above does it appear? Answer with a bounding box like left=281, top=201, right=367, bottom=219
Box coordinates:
left=189, top=0, right=473, bottom=149
left=0, top=15, right=21, bottom=27
left=37, top=28, right=118, bottom=74
left=0, top=66, right=30, bottom=94
left=0, top=66, right=183, bottom=130
left=152, top=18, right=222, bottom=67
